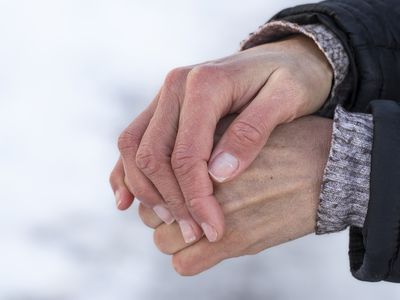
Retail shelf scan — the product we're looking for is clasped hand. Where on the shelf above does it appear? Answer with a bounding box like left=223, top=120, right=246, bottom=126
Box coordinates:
left=110, top=35, right=332, bottom=252
left=139, top=115, right=332, bottom=275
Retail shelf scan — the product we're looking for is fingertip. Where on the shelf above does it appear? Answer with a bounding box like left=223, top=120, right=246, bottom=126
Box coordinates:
left=153, top=205, right=175, bottom=225
left=210, top=217, right=225, bottom=243
left=115, top=187, right=134, bottom=210
left=188, top=195, right=225, bottom=242
left=178, top=220, right=202, bottom=244
left=201, top=222, right=219, bottom=242
left=138, top=203, right=164, bottom=228
left=110, top=159, right=134, bottom=210
left=115, top=190, right=122, bottom=208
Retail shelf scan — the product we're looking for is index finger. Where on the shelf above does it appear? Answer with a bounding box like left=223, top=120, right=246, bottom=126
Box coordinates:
left=171, top=65, right=232, bottom=242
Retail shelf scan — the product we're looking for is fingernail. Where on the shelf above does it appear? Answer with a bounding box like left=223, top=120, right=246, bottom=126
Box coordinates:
left=201, top=223, right=218, bottom=242
left=153, top=205, right=175, bottom=225
left=179, top=221, right=197, bottom=244
left=208, top=152, right=239, bottom=182
left=115, top=190, right=122, bottom=209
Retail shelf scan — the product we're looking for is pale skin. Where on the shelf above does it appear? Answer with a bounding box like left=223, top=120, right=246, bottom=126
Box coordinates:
left=109, top=34, right=333, bottom=245
left=138, top=115, right=333, bottom=275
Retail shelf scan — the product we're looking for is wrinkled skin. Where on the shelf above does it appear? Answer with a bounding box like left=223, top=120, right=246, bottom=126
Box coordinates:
left=138, top=115, right=333, bottom=275
left=110, top=35, right=333, bottom=244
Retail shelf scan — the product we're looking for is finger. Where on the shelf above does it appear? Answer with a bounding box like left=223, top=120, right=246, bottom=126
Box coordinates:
left=171, top=61, right=279, bottom=242
left=208, top=69, right=296, bottom=183
left=172, top=238, right=228, bottom=276
left=153, top=222, right=194, bottom=255
left=136, top=67, right=203, bottom=243
left=138, top=203, right=163, bottom=229
left=153, top=219, right=200, bottom=254
left=171, top=65, right=234, bottom=242
left=109, top=158, right=134, bottom=210
left=118, top=94, right=174, bottom=224
left=215, top=114, right=237, bottom=141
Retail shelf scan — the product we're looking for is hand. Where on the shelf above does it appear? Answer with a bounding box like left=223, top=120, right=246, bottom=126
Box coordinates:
left=138, top=115, right=333, bottom=275
left=110, top=35, right=333, bottom=244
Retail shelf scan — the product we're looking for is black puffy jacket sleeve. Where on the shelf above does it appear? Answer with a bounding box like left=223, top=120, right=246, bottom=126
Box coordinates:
left=271, top=0, right=400, bottom=282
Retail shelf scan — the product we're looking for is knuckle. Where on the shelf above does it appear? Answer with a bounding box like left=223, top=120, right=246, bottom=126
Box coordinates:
left=117, top=129, right=140, bottom=153
left=164, top=197, right=186, bottom=213
left=229, top=120, right=265, bottom=147
left=187, top=64, right=226, bottom=90
left=188, top=64, right=215, bottom=81
left=185, top=197, right=204, bottom=214
left=164, top=67, right=190, bottom=95
left=131, top=184, right=151, bottom=202
left=171, top=144, right=195, bottom=175
left=136, top=144, right=160, bottom=176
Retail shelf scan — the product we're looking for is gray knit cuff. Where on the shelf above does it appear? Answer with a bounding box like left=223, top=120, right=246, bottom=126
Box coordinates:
left=316, top=106, right=374, bottom=234
left=240, top=21, right=349, bottom=105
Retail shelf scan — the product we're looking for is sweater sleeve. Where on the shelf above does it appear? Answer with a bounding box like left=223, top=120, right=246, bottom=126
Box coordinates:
left=317, top=106, right=373, bottom=234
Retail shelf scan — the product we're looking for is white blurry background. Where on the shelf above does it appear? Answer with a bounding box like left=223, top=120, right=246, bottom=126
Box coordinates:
left=0, top=1, right=399, bottom=299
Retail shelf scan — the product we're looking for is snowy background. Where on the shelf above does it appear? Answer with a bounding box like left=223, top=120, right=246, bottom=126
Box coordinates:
left=0, top=0, right=399, bottom=299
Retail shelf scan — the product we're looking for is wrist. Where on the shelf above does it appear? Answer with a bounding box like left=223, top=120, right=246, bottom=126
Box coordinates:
left=241, top=20, right=349, bottom=118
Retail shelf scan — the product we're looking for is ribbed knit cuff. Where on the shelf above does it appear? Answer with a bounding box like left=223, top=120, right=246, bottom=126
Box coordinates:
left=240, top=21, right=349, bottom=105
left=316, top=106, right=373, bottom=234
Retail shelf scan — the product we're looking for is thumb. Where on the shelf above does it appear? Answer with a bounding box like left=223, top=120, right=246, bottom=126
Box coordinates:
left=208, top=82, right=290, bottom=183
